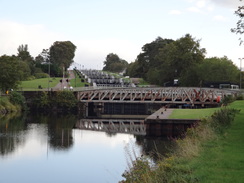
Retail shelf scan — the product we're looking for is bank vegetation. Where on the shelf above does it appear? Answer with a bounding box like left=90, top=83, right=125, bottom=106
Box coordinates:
left=120, top=99, right=243, bottom=183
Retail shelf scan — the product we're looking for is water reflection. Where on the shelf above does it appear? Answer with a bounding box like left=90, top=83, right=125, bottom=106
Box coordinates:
left=0, top=113, right=139, bottom=182
left=0, top=112, right=174, bottom=183
left=0, top=112, right=27, bottom=156
left=135, top=136, right=177, bottom=161
left=44, top=114, right=76, bottom=150
left=0, top=113, right=76, bottom=155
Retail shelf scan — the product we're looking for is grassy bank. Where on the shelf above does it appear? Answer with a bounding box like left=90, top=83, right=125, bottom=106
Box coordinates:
left=69, top=75, right=90, bottom=88
left=0, top=96, right=21, bottom=114
left=170, top=108, right=218, bottom=119
left=18, top=75, right=88, bottom=91
left=188, top=101, right=244, bottom=182
left=18, top=77, right=62, bottom=91
left=121, top=100, right=244, bottom=183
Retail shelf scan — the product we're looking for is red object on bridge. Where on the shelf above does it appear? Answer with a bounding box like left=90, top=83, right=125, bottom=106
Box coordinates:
left=216, top=96, right=221, bottom=103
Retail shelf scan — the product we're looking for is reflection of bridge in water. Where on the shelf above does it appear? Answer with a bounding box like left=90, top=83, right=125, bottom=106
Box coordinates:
left=74, top=118, right=199, bottom=137
left=74, top=119, right=146, bottom=135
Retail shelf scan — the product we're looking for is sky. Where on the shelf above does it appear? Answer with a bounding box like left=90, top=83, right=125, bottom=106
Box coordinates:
left=0, top=0, right=243, bottom=70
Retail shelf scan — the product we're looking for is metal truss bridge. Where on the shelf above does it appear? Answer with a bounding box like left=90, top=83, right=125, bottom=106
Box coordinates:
left=74, top=119, right=146, bottom=135
left=77, top=87, right=239, bottom=105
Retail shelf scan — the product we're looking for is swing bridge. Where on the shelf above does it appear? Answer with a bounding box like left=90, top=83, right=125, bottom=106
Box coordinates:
left=77, top=87, right=239, bottom=106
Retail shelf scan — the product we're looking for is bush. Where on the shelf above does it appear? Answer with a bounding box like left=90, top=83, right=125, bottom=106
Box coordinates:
left=0, top=97, right=16, bottom=112
left=54, top=90, right=78, bottom=111
left=121, top=107, right=240, bottom=182
left=220, top=95, right=235, bottom=106
left=9, top=91, right=27, bottom=110
left=35, top=73, right=49, bottom=79
left=31, top=91, right=78, bottom=112
left=25, top=76, right=36, bottom=81
left=236, top=94, right=244, bottom=100
left=121, top=157, right=153, bottom=183
left=32, top=91, right=50, bottom=110
left=209, top=107, right=240, bottom=133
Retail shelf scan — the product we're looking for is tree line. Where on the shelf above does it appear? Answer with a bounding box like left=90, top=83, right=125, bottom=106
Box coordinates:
left=1, top=0, right=243, bottom=93
left=103, top=34, right=241, bottom=87
left=125, top=34, right=240, bottom=87
left=0, top=41, right=76, bottom=92
left=104, top=1, right=244, bottom=87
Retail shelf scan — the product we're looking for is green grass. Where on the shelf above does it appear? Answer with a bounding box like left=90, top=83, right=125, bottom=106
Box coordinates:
left=138, top=78, right=150, bottom=86
left=183, top=101, right=244, bottom=183
left=0, top=96, right=20, bottom=112
left=18, top=74, right=90, bottom=91
left=122, top=101, right=244, bottom=183
left=18, top=77, right=62, bottom=91
left=69, top=78, right=89, bottom=87
left=169, top=108, right=219, bottom=119
left=69, top=74, right=90, bottom=88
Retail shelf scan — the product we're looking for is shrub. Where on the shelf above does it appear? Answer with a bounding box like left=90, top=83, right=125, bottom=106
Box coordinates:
left=32, top=91, right=50, bottom=110
left=121, top=157, right=153, bottom=183
left=54, top=90, right=78, bottom=111
left=26, top=76, right=36, bottom=81
left=9, top=91, right=27, bottom=110
left=220, top=95, right=235, bottom=106
left=209, top=107, right=240, bottom=133
left=0, top=96, right=20, bottom=112
left=236, top=94, right=244, bottom=100
left=35, top=73, right=49, bottom=79
left=121, top=107, right=240, bottom=182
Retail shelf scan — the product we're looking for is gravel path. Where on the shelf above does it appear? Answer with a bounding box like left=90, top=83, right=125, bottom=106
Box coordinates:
left=51, top=70, right=75, bottom=91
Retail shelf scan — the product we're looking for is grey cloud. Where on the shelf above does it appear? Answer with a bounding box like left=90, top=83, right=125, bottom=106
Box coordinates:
left=210, top=0, right=242, bottom=8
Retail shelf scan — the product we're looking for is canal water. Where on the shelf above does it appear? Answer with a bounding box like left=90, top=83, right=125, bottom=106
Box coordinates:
left=0, top=113, right=174, bottom=183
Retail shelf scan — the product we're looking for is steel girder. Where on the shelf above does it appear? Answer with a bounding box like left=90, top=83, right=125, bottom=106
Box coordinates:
left=77, top=87, right=238, bottom=105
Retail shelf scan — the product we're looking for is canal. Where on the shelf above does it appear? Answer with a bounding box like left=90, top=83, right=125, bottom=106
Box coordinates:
left=0, top=112, right=175, bottom=183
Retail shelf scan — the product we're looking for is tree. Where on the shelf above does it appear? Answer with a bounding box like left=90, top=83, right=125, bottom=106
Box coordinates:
left=35, top=49, right=49, bottom=65
left=17, top=45, right=32, bottom=61
left=231, top=1, right=244, bottom=44
left=0, top=55, right=22, bottom=92
left=55, top=90, right=78, bottom=111
left=17, top=44, right=35, bottom=77
left=49, top=41, right=76, bottom=72
left=103, top=53, right=128, bottom=73
left=156, top=34, right=206, bottom=86
left=125, top=61, right=142, bottom=77
left=35, top=49, right=51, bottom=76
left=197, top=56, right=240, bottom=84
left=126, top=35, right=206, bottom=86
left=35, top=49, right=63, bottom=77
left=18, top=60, right=32, bottom=80
left=136, top=37, right=174, bottom=79
left=146, top=68, right=161, bottom=85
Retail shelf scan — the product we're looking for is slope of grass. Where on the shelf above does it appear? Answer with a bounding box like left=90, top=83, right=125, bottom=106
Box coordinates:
left=121, top=101, right=244, bottom=183
left=18, top=77, right=62, bottom=91
left=0, top=96, right=20, bottom=113
left=169, top=108, right=218, bottom=119
left=69, top=74, right=90, bottom=88
left=188, top=101, right=244, bottom=183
